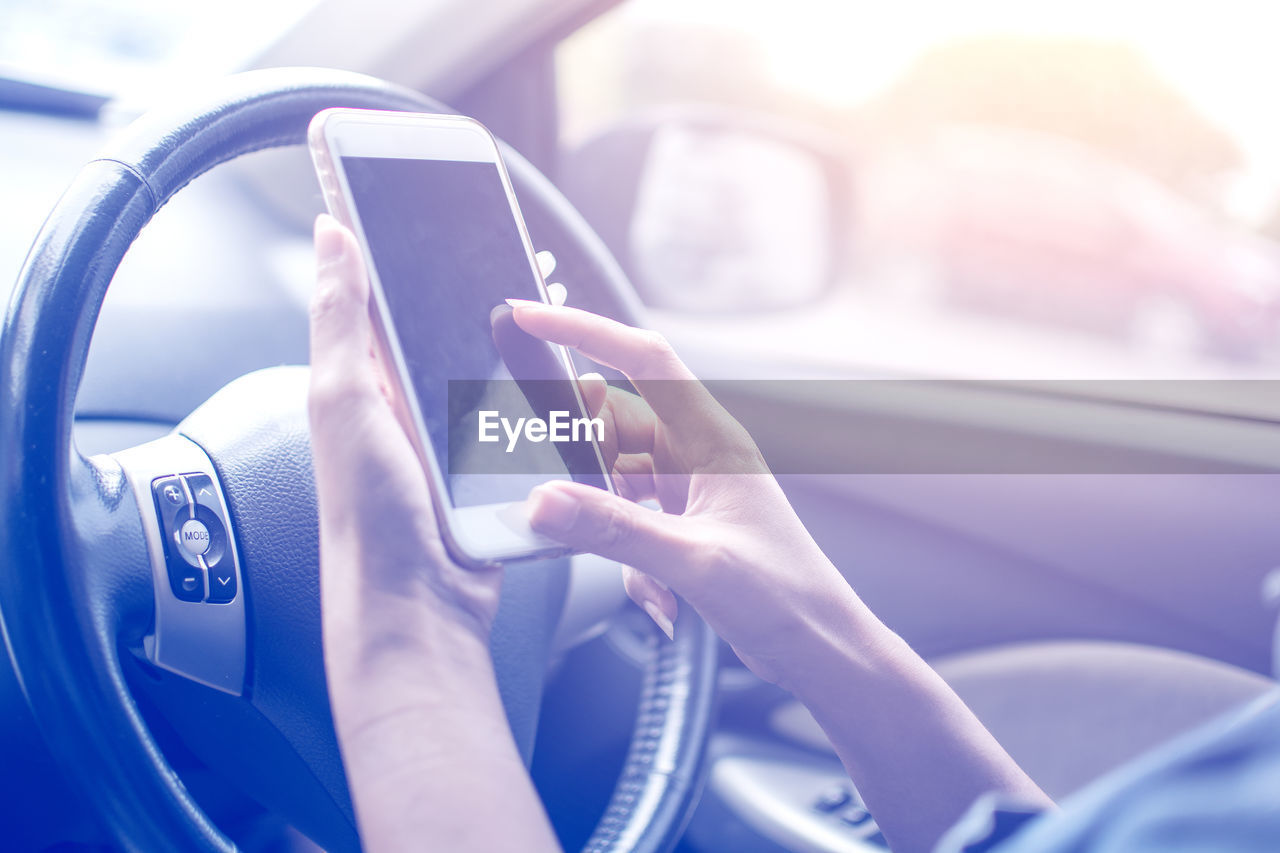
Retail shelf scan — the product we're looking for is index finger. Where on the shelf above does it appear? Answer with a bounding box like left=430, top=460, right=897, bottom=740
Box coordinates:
left=507, top=301, right=728, bottom=442
left=507, top=300, right=693, bottom=380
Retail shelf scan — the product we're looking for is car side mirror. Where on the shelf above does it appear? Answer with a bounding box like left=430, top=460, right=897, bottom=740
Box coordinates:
left=560, top=107, right=852, bottom=314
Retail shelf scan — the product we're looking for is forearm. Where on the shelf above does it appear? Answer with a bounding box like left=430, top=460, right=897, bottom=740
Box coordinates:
left=778, top=584, right=1052, bottom=853
left=310, top=215, right=559, bottom=851
left=323, top=573, right=560, bottom=853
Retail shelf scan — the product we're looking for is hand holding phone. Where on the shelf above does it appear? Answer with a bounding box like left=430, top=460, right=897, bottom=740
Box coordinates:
left=309, top=109, right=614, bottom=567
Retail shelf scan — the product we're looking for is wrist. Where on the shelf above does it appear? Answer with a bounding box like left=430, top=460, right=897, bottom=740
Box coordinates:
left=326, top=607, right=497, bottom=734
left=767, top=578, right=909, bottom=704
left=324, top=534, right=498, bottom=638
left=323, top=554, right=498, bottom=699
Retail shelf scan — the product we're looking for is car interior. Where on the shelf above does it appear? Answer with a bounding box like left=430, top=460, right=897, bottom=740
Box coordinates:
left=3, top=1, right=1280, bottom=851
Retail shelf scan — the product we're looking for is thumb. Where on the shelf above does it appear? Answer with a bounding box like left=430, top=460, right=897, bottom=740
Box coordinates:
left=526, top=481, right=690, bottom=586
left=309, top=214, right=379, bottom=409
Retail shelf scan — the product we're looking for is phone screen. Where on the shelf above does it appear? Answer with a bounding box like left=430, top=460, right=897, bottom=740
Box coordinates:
left=340, top=155, right=609, bottom=507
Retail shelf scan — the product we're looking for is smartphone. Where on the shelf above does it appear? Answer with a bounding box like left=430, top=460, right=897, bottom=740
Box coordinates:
left=308, top=108, right=614, bottom=568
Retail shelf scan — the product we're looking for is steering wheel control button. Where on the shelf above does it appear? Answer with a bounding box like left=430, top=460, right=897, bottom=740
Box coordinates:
left=149, top=472, right=239, bottom=605
left=180, top=473, right=238, bottom=603
left=152, top=475, right=189, bottom=518
left=184, top=473, right=220, bottom=510
left=207, top=560, right=237, bottom=603
left=174, top=567, right=205, bottom=601
left=120, top=439, right=248, bottom=695
left=178, top=518, right=211, bottom=556
left=153, top=475, right=201, bottom=599
left=192, top=506, right=227, bottom=566
left=166, top=549, right=206, bottom=601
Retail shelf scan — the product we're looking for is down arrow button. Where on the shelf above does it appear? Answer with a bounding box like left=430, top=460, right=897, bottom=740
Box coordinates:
left=207, top=558, right=237, bottom=603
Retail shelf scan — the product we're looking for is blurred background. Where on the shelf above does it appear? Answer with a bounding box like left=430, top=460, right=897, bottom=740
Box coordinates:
left=554, top=0, right=1280, bottom=381
left=6, top=0, right=1280, bottom=384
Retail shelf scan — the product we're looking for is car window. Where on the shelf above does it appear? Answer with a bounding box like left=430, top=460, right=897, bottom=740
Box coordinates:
left=0, top=0, right=318, bottom=96
left=556, top=0, right=1280, bottom=411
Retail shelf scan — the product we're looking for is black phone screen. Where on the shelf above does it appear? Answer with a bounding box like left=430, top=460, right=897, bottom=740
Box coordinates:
left=340, top=155, right=609, bottom=506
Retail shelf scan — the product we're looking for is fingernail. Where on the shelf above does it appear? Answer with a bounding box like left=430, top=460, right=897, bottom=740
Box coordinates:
left=643, top=600, right=675, bottom=641
left=527, top=486, right=579, bottom=535
left=314, top=215, right=345, bottom=262
left=505, top=298, right=541, bottom=308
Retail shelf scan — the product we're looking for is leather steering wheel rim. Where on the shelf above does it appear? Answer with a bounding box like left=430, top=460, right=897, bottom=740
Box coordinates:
left=0, top=67, right=716, bottom=852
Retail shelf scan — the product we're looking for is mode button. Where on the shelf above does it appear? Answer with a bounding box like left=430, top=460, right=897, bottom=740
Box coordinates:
left=178, top=518, right=211, bottom=557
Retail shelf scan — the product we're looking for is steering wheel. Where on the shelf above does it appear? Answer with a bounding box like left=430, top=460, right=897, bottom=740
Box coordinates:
left=0, top=68, right=717, bottom=852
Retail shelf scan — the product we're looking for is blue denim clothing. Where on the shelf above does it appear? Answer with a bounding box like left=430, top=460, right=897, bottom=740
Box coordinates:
left=936, top=690, right=1280, bottom=852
